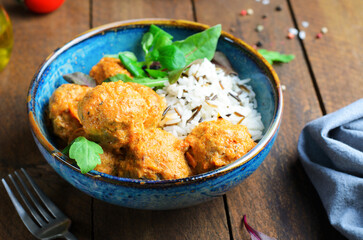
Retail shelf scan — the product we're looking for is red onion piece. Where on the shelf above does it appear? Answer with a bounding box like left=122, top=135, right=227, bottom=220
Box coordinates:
left=242, top=215, right=277, bottom=240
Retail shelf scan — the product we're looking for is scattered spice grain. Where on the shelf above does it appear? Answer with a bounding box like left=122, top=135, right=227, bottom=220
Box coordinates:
left=256, top=25, right=264, bottom=32
left=321, top=27, right=328, bottom=34
left=287, top=32, right=295, bottom=39
left=240, top=10, right=247, bottom=16
left=302, top=21, right=309, bottom=28
left=299, top=31, right=306, bottom=40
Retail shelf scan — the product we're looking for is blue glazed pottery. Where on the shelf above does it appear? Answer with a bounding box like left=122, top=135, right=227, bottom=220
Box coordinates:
left=28, top=19, right=283, bottom=210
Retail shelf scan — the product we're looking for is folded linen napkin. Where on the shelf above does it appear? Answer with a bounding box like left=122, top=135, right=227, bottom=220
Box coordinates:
left=298, top=99, right=363, bottom=240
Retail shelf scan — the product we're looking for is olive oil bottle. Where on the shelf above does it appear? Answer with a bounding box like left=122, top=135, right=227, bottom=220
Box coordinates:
left=0, top=5, right=13, bottom=71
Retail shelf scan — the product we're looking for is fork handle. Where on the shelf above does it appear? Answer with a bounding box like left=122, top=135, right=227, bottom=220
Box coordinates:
left=63, top=231, right=77, bottom=240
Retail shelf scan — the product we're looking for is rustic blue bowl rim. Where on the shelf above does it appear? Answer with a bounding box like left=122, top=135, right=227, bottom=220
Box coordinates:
left=27, top=19, right=283, bottom=187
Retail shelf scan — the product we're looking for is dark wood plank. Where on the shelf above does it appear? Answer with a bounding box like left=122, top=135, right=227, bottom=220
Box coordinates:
left=194, top=0, right=346, bottom=239
left=92, top=0, right=194, bottom=27
left=290, top=0, right=363, bottom=113
left=0, top=164, right=92, bottom=240
left=93, top=198, right=229, bottom=240
left=0, top=0, right=92, bottom=239
left=91, top=1, right=230, bottom=239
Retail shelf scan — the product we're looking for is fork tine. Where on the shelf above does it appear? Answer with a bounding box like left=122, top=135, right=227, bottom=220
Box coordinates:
left=2, top=178, right=40, bottom=234
left=15, top=171, right=53, bottom=222
left=21, top=168, right=65, bottom=218
left=8, top=173, right=47, bottom=227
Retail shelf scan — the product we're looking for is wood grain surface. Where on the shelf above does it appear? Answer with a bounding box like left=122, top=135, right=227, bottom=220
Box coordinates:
left=0, top=0, right=92, bottom=239
left=0, top=0, right=361, bottom=239
left=193, top=0, right=345, bottom=239
left=290, top=0, right=363, bottom=113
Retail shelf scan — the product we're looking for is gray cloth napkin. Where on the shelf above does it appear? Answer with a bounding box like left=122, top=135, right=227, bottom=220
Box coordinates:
left=298, top=99, right=363, bottom=240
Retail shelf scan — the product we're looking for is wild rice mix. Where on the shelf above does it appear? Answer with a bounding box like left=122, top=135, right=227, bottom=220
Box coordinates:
left=156, top=58, right=264, bottom=140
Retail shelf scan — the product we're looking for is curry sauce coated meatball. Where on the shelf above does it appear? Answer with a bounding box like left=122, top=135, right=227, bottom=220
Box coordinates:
left=118, top=128, right=192, bottom=180
left=89, top=57, right=132, bottom=85
left=94, top=150, right=120, bottom=175
left=77, top=81, right=166, bottom=152
left=125, top=82, right=166, bottom=128
left=185, top=119, right=256, bottom=175
left=49, top=84, right=91, bottom=142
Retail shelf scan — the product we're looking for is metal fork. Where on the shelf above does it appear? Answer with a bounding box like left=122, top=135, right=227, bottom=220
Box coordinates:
left=1, top=168, right=77, bottom=240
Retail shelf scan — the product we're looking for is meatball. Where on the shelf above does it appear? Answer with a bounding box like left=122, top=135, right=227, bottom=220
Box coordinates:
left=77, top=81, right=165, bottom=152
left=89, top=57, right=132, bottom=85
left=184, top=119, right=256, bottom=174
left=126, top=82, right=166, bottom=128
left=94, top=150, right=120, bottom=175
left=118, top=128, right=192, bottom=180
left=49, top=84, right=91, bottom=142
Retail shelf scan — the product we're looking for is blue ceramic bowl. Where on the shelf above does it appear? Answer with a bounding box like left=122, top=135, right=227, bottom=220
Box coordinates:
left=28, top=19, right=282, bottom=210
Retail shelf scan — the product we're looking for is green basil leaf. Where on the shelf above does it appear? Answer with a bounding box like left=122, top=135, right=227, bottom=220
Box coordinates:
left=63, top=72, right=96, bottom=87
left=144, top=25, right=174, bottom=66
left=257, top=49, right=295, bottom=64
left=68, top=137, right=103, bottom=174
left=146, top=69, right=168, bottom=78
left=172, top=24, right=221, bottom=65
left=153, top=34, right=173, bottom=50
left=150, top=50, right=160, bottom=61
left=168, top=59, right=204, bottom=84
left=141, top=32, right=154, bottom=55
left=119, top=53, right=147, bottom=78
left=149, top=24, right=173, bottom=41
left=104, top=73, right=167, bottom=88
left=158, top=45, right=186, bottom=70
left=103, top=51, right=138, bottom=62
left=132, top=77, right=169, bottom=88
left=104, top=73, right=133, bottom=83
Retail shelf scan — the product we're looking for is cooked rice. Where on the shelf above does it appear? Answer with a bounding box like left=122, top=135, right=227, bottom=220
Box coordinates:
left=156, top=58, right=264, bottom=140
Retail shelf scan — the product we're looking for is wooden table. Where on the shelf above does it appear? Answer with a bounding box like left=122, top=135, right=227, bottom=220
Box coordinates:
left=1, top=0, right=362, bottom=239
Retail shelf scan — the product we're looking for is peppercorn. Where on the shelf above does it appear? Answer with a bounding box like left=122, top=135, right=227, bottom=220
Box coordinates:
left=287, top=32, right=295, bottom=39
left=316, top=33, right=323, bottom=39
left=321, top=27, right=328, bottom=34
left=240, top=10, right=247, bottom=16
left=256, top=25, right=264, bottom=32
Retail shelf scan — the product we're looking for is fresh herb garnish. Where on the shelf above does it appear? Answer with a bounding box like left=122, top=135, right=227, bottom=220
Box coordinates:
left=131, top=77, right=169, bottom=88
left=145, top=69, right=168, bottom=78
left=156, top=45, right=186, bottom=70
left=63, top=72, right=96, bottom=87
left=172, top=24, right=221, bottom=65
left=143, top=25, right=174, bottom=67
left=141, top=32, right=154, bottom=55
left=143, top=24, right=221, bottom=73
left=104, top=51, right=138, bottom=62
left=257, top=49, right=295, bottom=64
left=105, top=73, right=168, bottom=88
left=65, top=24, right=222, bottom=89
left=64, top=136, right=103, bottom=174
left=104, top=73, right=133, bottom=82
left=119, top=53, right=147, bottom=78
left=168, top=59, right=204, bottom=84
left=149, top=24, right=173, bottom=44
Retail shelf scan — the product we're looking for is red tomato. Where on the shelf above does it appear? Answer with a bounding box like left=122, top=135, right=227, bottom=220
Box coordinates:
left=24, top=0, right=65, bottom=14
